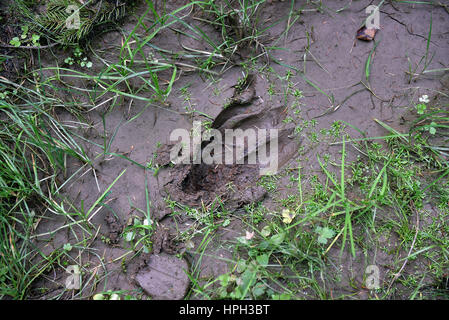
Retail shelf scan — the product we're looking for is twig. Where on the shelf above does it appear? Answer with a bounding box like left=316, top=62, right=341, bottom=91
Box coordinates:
left=313, top=88, right=365, bottom=119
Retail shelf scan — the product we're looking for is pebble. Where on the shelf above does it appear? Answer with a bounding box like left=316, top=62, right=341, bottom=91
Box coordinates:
left=135, top=253, right=190, bottom=300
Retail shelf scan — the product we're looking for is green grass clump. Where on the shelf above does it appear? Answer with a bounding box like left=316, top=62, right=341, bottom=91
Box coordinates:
left=16, top=0, right=134, bottom=45
left=0, top=78, right=89, bottom=298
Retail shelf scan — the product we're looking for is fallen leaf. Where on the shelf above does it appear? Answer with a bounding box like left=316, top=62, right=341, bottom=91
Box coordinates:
left=356, top=26, right=378, bottom=41
left=281, top=209, right=295, bottom=224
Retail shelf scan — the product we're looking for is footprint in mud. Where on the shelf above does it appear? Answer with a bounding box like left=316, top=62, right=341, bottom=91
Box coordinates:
left=154, top=74, right=302, bottom=212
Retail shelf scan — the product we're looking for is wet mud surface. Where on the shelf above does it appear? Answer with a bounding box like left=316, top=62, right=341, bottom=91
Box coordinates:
left=154, top=74, right=300, bottom=210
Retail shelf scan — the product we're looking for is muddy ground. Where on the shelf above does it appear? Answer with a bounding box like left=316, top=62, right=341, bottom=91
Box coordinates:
left=8, top=0, right=448, bottom=299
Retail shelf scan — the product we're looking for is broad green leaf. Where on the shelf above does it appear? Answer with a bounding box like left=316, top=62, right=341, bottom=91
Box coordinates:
left=256, top=254, right=269, bottom=267
left=270, top=232, right=285, bottom=246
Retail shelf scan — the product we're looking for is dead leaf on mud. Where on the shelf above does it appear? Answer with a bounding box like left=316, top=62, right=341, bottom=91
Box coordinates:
left=356, top=26, right=378, bottom=41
